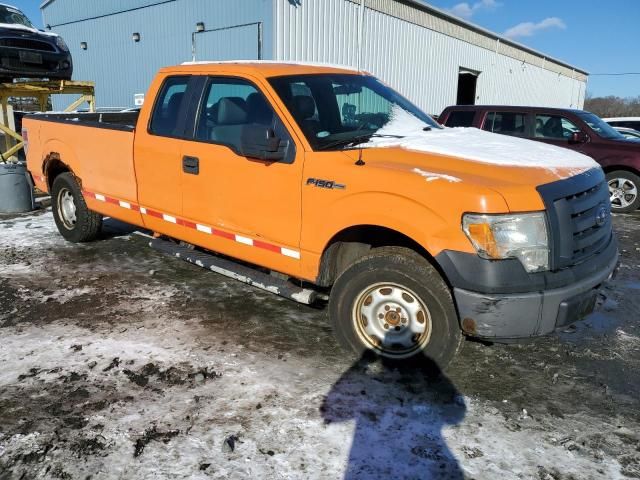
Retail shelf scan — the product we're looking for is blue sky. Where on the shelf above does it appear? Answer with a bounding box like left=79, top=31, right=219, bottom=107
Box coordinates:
left=10, top=0, right=640, bottom=98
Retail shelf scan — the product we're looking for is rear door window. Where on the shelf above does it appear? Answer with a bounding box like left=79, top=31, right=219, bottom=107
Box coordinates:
left=149, top=76, right=190, bottom=137
left=444, top=110, right=475, bottom=127
left=534, top=115, right=580, bottom=140
left=482, top=112, right=527, bottom=136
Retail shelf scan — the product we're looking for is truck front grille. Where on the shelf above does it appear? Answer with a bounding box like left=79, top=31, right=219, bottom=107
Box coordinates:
left=537, top=169, right=613, bottom=270
left=1, top=57, right=61, bottom=72
left=0, top=38, right=56, bottom=52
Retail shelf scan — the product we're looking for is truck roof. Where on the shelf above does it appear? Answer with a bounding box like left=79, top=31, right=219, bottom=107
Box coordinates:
left=167, top=60, right=365, bottom=78
left=442, top=105, right=589, bottom=115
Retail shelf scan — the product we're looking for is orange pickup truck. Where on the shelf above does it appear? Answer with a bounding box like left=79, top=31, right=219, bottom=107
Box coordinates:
left=24, top=62, right=618, bottom=368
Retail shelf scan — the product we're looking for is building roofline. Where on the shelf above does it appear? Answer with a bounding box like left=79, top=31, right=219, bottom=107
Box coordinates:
left=403, top=0, right=587, bottom=75
left=39, top=0, right=588, bottom=75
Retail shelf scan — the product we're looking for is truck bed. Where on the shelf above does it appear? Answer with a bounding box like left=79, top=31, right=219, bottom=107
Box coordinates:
left=24, top=111, right=139, bottom=215
left=28, top=111, right=139, bottom=131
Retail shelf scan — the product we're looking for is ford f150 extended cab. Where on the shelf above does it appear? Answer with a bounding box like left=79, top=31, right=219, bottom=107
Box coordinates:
left=23, top=62, right=618, bottom=368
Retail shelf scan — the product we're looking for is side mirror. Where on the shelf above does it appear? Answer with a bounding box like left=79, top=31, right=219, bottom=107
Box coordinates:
left=240, top=125, right=285, bottom=161
left=569, top=131, right=589, bottom=144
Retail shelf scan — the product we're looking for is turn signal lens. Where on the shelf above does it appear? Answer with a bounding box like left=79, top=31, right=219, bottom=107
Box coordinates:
left=466, top=222, right=500, bottom=258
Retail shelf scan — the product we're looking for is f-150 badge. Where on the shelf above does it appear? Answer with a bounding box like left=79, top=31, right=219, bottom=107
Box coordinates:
left=306, top=178, right=346, bottom=190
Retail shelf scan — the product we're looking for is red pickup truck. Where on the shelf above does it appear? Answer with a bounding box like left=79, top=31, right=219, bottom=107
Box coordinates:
left=439, top=105, right=640, bottom=212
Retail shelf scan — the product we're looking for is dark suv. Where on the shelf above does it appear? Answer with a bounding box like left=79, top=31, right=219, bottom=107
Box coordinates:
left=439, top=105, right=640, bottom=212
left=0, top=4, right=72, bottom=82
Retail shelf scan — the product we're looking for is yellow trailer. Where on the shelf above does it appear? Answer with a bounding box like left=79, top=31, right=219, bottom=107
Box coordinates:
left=0, top=80, right=95, bottom=162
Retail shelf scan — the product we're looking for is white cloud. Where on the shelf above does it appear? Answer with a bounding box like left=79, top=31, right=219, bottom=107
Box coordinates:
left=503, top=17, right=567, bottom=39
left=448, top=0, right=499, bottom=19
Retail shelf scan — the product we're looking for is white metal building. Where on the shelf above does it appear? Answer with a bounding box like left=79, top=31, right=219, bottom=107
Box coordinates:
left=42, top=0, right=588, bottom=113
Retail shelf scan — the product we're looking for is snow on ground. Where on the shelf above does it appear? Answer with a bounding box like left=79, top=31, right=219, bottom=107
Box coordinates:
left=366, top=107, right=598, bottom=177
left=1, top=209, right=639, bottom=479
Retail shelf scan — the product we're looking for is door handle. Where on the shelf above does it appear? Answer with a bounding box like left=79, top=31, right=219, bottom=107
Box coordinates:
left=182, top=156, right=199, bottom=175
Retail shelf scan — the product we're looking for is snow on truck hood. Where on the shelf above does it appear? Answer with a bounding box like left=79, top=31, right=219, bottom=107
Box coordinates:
left=364, top=108, right=598, bottom=179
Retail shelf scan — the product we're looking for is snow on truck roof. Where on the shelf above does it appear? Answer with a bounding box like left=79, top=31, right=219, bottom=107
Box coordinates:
left=180, top=60, right=362, bottom=73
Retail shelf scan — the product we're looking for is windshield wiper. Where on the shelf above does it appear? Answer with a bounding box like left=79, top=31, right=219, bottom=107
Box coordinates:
left=317, top=133, right=405, bottom=151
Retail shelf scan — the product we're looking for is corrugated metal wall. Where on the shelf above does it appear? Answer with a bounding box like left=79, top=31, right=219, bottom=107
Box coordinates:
left=43, top=0, right=273, bottom=109
left=43, top=0, right=586, bottom=112
left=274, top=0, right=587, bottom=115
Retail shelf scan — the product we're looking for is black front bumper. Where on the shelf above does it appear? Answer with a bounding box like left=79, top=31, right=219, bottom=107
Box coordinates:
left=441, top=240, right=617, bottom=340
left=0, top=46, right=72, bottom=80
left=435, top=169, right=619, bottom=340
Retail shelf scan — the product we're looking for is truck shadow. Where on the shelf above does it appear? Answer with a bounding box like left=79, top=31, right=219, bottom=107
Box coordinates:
left=321, top=353, right=465, bottom=479
left=100, top=217, right=148, bottom=239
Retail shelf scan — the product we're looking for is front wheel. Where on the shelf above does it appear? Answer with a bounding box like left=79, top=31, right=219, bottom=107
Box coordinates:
left=606, top=170, right=640, bottom=213
left=51, top=172, right=102, bottom=242
left=329, top=247, right=463, bottom=370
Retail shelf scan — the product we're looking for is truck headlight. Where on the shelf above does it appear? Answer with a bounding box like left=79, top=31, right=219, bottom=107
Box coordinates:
left=462, top=212, right=549, bottom=273
left=55, top=36, right=69, bottom=52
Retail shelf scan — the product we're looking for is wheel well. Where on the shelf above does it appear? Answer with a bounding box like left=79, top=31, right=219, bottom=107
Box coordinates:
left=43, top=154, right=70, bottom=191
left=602, top=165, right=640, bottom=177
left=316, top=225, right=441, bottom=287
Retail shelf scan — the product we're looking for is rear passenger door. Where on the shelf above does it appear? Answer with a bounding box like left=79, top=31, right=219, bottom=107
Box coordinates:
left=180, top=76, right=304, bottom=273
left=481, top=111, right=529, bottom=138
left=442, top=110, right=476, bottom=128
left=135, top=75, right=205, bottom=237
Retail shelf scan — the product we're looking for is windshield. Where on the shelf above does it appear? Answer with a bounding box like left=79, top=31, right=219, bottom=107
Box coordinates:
left=268, top=74, right=440, bottom=150
left=575, top=111, right=626, bottom=140
left=0, top=5, right=34, bottom=28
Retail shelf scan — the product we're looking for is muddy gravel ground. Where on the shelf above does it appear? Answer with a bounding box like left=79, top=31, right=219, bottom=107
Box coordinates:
left=0, top=208, right=639, bottom=480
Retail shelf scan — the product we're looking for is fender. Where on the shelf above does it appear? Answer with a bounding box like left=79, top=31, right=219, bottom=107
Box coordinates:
left=599, top=155, right=640, bottom=174
left=298, top=191, right=482, bottom=281
left=41, top=138, right=83, bottom=192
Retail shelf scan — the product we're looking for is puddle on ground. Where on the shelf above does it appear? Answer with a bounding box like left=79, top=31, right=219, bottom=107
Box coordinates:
left=557, top=311, right=621, bottom=343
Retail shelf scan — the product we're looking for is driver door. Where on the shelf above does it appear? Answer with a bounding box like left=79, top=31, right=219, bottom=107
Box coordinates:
left=533, top=113, right=587, bottom=154
left=180, top=76, right=304, bottom=274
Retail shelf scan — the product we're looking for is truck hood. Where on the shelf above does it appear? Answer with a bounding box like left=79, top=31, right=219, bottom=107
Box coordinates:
left=344, top=127, right=601, bottom=211
left=0, top=23, right=60, bottom=38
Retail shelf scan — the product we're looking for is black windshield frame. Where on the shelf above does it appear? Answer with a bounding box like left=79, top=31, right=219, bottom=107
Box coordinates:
left=268, top=73, right=439, bottom=150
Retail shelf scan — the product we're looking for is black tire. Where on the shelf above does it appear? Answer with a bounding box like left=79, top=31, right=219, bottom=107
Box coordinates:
left=606, top=170, right=640, bottom=213
left=329, top=247, right=463, bottom=370
left=51, top=172, right=102, bottom=242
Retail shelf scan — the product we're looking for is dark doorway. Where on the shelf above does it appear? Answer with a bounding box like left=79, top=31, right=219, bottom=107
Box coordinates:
left=456, top=68, right=479, bottom=105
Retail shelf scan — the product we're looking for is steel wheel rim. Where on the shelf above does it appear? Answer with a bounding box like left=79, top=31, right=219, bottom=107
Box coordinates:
left=352, top=282, right=432, bottom=358
left=608, top=177, right=638, bottom=209
left=58, top=188, right=77, bottom=229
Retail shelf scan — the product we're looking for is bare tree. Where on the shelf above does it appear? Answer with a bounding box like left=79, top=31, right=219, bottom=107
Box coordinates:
left=585, top=93, right=640, bottom=117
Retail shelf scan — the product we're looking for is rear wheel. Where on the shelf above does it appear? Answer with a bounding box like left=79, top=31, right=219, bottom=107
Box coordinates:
left=606, top=170, right=640, bottom=213
left=329, top=247, right=462, bottom=370
left=51, top=172, right=102, bottom=242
